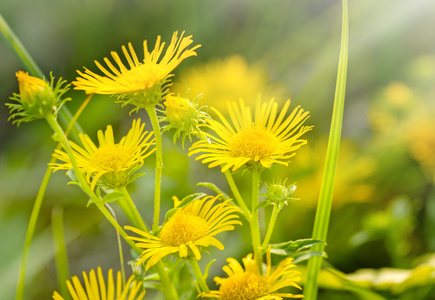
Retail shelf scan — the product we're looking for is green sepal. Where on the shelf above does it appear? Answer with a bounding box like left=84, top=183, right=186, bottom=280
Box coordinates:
left=197, top=182, right=230, bottom=200
left=203, top=259, right=216, bottom=280
left=164, top=193, right=206, bottom=222
left=268, top=238, right=324, bottom=256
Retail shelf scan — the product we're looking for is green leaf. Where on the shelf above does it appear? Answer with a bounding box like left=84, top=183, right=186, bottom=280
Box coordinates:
left=102, top=191, right=127, bottom=204
left=269, top=238, right=324, bottom=256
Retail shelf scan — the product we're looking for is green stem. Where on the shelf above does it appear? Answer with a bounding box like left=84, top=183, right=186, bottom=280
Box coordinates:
left=224, top=171, right=251, bottom=219
left=145, top=106, right=163, bottom=234
left=261, top=204, right=280, bottom=249
left=15, top=163, right=53, bottom=300
left=115, top=186, right=149, bottom=232
left=105, top=204, right=126, bottom=286
left=154, top=261, right=179, bottom=300
left=304, top=1, right=349, bottom=299
left=250, top=171, right=262, bottom=272
left=51, top=206, right=71, bottom=300
left=14, top=96, right=90, bottom=300
left=189, top=258, right=210, bottom=294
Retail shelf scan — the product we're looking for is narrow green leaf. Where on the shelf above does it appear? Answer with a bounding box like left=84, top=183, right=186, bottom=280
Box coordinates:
left=304, top=0, right=349, bottom=299
left=269, top=239, right=324, bottom=255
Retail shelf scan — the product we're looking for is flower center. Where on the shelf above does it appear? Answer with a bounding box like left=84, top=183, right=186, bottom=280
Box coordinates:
left=228, top=127, right=279, bottom=161
left=91, top=144, right=132, bottom=171
left=159, top=210, right=209, bottom=246
left=120, top=64, right=160, bottom=91
left=218, top=273, right=269, bottom=300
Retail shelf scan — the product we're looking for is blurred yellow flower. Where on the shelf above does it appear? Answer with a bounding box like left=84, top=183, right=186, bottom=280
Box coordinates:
left=126, top=195, right=241, bottom=270
left=171, top=55, right=288, bottom=113
left=282, top=138, right=376, bottom=208
left=52, top=267, right=145, bottom=300
left=50, top=119, right=155, bottom=190
left=189, top=98, right=312, bottom=172
left=73, top=31, right=200, bottom=109
left=202, top=248, right=303, bottom=299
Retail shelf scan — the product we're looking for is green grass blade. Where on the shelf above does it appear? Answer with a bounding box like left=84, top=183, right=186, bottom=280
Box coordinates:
left=304, top=0, right=349, bottom=299
left=51, top=206, right=71, bottom=300
left=0, top=13, right=83, bottom=141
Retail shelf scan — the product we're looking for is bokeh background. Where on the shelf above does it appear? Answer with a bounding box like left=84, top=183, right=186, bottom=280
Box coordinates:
left=1, top=0, right=435, bottom=299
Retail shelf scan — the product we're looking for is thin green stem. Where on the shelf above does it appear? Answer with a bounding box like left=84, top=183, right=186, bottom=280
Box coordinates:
left=15, top=164, right=53, bottom=300
left=14, top=97, right=90, bottom=300
left=51, top=206, right=71, bottom=300
left=105, top=204, right=126, bottom=286
left=304, top=1, right=349, bottom=299
left=189, top=259, right=210, bottom=294
left=250, top=171, right=262, bottom=272
left=224, top=171, right=251, bottom=219
left=115, top=186, right=149, bottom=232
left=145, top=106, right=163, bottom=234
left=261, top=204, right=279, bottom=249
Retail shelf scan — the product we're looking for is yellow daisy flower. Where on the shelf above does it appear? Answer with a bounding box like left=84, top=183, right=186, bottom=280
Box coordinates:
left=52, top=267, right=145, bottom=300
left=125, top=195, right=241, bottom=270
left=189, top=98, right=313, bottom=172
left=202, top=249, right=303, bottom=299
left=72, top=31, right=201, bottom=109
left=50, top=119, right=155, bottom=190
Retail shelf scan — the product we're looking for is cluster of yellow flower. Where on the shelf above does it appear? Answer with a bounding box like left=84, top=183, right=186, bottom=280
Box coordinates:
left=9, top=31, right=311, bottom=300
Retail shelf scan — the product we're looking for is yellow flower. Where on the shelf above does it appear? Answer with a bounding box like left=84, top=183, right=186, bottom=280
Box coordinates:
left=7, top=71, right=70, bottom=125
left=72, top=31, right=201, bottom=109
left=52, top=267, right=145, bottom=300
left=189, top=98, right=313, bottom=172
left=50, top=119, right=155, bottom=190
left=202, top=249, right=303, bottom=299
left=171, top=55, right=288, bottom=113
left=125, top=195, right=241, bottom=270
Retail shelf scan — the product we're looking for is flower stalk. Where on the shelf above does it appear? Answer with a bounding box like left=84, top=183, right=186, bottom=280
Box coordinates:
left=145, top=105, right=163, bottom=234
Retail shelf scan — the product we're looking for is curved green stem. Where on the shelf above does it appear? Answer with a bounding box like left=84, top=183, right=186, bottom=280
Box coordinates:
left=304, top=1, right=349, bottom=299
left=145, top=106, right=163, bottom=234
left=189, top=258, right=210, bottom=294
left=261, top=204, right=280, bottom=249
left=250, top=171, right=262, bottom=272
left=224, top=171, right=251, bottom=219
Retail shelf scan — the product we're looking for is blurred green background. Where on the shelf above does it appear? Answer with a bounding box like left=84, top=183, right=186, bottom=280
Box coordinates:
left=1, top=0, right=435, bottom=299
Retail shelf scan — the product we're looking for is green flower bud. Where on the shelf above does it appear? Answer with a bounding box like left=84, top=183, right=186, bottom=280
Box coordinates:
left=7, top=71, right=70, bottom=125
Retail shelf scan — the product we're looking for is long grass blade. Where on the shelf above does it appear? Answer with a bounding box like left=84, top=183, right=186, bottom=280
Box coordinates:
left=303, top=0, right=349, bottom=299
